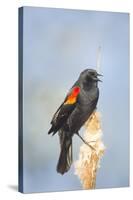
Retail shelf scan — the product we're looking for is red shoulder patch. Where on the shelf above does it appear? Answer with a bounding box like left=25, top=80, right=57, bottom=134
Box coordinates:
left=64, top=86, right=80, bottom=105
left=72, top=86, right=80, bottom=97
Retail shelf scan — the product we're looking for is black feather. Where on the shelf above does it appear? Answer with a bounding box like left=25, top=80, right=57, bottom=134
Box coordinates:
left=56, top=130, right=72, bottom=174
left=48, top=69, right=101, bottom=174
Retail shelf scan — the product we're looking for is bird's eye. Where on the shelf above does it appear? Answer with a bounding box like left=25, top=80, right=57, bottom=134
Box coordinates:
left=90, top=72, right=96, bottom=76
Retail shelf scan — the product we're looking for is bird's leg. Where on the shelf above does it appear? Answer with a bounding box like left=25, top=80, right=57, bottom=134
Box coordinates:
left=76, top=132, right=96, bottom=151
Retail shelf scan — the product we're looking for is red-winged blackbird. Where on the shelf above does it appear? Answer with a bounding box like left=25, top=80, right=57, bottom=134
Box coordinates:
left=48, top=69, right=102, bottom=175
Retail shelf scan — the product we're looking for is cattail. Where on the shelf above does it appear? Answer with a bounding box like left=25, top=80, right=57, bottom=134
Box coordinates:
left=74, top=111, right=105, bottom=189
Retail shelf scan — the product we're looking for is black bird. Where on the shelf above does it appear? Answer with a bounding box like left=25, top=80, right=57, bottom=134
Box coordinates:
left=48, top=69, right=102, bottom=175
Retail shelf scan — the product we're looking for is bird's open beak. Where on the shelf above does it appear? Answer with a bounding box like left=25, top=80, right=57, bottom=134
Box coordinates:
left=93, top=77, right=102, bottom=82
left=97, top=78, right=102, bottom=82
left=97, top=73, right=103, bottom=77
left=96, top=73, right=103, bottom=82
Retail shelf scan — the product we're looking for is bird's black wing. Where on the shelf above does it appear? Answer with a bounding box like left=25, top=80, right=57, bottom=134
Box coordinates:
left=48, top=86, right=80, bottom=135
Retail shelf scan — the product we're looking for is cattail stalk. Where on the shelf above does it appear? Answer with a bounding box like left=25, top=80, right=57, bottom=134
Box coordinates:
left=74, top=111, right=105, bottom=189
left=96, top=46, right=101, bottom=73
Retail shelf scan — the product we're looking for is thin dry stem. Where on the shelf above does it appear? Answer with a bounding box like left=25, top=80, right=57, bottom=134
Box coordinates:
left=74, top=111, right=105, bottom=189
left=96, top=46, right=101, bottom=73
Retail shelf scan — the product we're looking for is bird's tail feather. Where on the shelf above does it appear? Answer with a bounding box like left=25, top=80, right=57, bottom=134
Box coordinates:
left=57, top=130, right=72, bottom=175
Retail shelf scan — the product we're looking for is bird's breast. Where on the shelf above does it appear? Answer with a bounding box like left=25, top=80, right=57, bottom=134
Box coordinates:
left=78, top=87, right=99, bottom=106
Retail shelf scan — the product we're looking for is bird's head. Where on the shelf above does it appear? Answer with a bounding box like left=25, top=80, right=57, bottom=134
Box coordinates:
left=79, top=69, right=102, bottom=83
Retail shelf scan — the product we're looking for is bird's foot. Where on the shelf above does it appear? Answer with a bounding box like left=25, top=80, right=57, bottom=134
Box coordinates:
left=76, top=132, right=96, bottom=151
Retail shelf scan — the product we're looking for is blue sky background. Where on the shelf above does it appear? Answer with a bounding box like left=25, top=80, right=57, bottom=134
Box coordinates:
left=22, top=7, right=129, bottom=193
